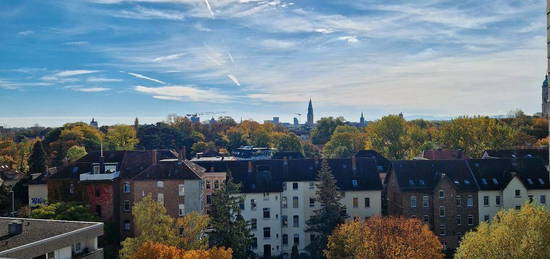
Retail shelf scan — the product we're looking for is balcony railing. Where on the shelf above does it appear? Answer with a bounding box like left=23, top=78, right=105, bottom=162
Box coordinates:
left=80, top=171, right=120, bottom=181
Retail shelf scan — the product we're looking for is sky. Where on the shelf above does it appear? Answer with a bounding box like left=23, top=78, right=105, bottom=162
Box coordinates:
left=0, top=0, right=547, bottom=127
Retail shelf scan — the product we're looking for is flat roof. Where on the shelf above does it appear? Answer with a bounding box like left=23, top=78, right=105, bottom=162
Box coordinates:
left=0, top=217, right=102, bottom=253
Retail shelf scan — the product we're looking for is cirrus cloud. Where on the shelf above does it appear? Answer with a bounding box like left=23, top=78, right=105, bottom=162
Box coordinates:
left=135, top=85, right=230, bottom=102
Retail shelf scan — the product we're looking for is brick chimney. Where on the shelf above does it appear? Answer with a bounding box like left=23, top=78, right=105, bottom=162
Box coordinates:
left=152, top=150, right=158, bottom=165
left=351, top=155, right=357, bottom=171
left=248, top=161, right=253, bottom=173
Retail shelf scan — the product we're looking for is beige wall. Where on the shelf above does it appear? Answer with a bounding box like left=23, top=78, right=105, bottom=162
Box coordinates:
left=477, top=190, right=502, bottom=222
left=28, top=184, right=48, bottom=207
left=502, top=177, right=528, bottom=209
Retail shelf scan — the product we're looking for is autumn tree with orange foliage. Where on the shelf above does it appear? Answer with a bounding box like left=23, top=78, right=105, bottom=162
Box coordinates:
left=131, top=242, right=232, bottom=259
left=326, top=217, right=443, bottom=259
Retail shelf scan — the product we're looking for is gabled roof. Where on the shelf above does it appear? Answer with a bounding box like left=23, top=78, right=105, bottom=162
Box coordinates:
left=422, top=149, right=467, bottom=160
left=468, top=158, right=550, bottom=190
left=355, top=150, right=391, bottom=173
left=132, top=160, right=205, bottom=181
left=272, top=152, right=304, bottom=160
left=483, top=148, right=548, bottom=165
left=391, top=160, right=477, bottom=192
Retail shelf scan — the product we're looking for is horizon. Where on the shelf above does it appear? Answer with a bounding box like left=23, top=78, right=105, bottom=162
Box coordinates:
left=1, top=0, right=547, bottom=127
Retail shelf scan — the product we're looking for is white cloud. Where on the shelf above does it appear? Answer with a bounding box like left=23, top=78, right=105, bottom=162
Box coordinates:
left=18, top=30, right=34, bottom=36
left=41, top=76, right=80, bottom=83
left=226, top=74, right=241, bottom=86
left=64, top=41, right=89, bottom=45
left=114, top=6, right=185, bottom=20
left=152, top=53, right=186, bottom=62
left=55, top=70, right=99, bottom=77
left=87, top=77, right=123, bottom=82
left=153, top=95, right=182, bottom=100
left=260, top=39, right=297, bottom=49
left=337, top=35, right=358, bottom=43
left=74, top=87, right=110, bottom=92
left=135, top=85, right=229, bottom=102
left=127, top=72, right=166, bottom=84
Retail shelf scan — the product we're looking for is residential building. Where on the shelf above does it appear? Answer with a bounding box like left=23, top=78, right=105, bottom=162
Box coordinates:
left=420, top=149, right=467, bottom=160
left=468, top=158, right=550, bottom=222
left=386, top=160, right=478, bottom=252
left=28, top=173, right=48, bottom=207
left=482, top=148, right=548, bottom=167
left=0, top=217, right=103, bottom=259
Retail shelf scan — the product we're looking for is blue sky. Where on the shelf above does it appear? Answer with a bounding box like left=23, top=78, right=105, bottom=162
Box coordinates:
left=0, top=0, right=547, bottom=127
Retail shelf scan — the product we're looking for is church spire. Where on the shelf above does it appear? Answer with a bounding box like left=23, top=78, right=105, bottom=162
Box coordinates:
left=307, top=98, right=314, bottom=126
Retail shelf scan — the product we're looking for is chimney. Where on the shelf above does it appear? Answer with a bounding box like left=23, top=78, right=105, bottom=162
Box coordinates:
left=352, top=155, right=357, bottom=171
left=178, top=149, right=183, bottom=164
left=248, top=161, right=253, bottom=173
left=99, top=148, right=105, bottom=174
left=8, top=220, right=23, bottom=236
left=152, top=150, right=158, bottom=165
left=183, top=146, right=187, bottom=160
left=283, top=156, right=288, bottom=166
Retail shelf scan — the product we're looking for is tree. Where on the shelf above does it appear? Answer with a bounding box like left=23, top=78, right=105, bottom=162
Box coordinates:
left=191, top=141, right=215, bottom=154
left=175, top=212, right=210, bottom=250
left=364, top=115, right=408, bottom=160
left=106, top=124, right=139, bottom=150
left=455, top=203, right=550, bottom=259
left=132, top=242, right=232, bottom=259
left=306, top=160, right=347, bottom=258
left=120, top=194, right=177, bottom=259
left=209, top=174, right=254, bottom=258
left=66, top=145, right=87, bottom=163
left=273, top=133, right=303, bottom=153
left=28, top=140, right=46, bottom=174
left=323, top=126, right=365, bottom=158
left=326, top=217, right=442, bottom=259
left=310, top=117, right=345, bottom=145
left=30, top=202, right=98, bottom=221
left=303, top=141, right=321, bottom=159
left=291, top=245, right=300, bottom=259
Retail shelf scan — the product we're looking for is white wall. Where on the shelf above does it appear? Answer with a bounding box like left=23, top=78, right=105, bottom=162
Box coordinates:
left=240, top=192, right=282, bottom=257
left=477, top=190, right=502, bottom=222
left=28, top=184, right=48, bottom=207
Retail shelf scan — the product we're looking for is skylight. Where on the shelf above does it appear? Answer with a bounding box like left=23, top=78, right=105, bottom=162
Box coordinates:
left=527, top=178, right=534, bottom=185
left=419, top=179, right=425, bottom=185
left=352, top=179, right=358, bottom=187
left=464, top=180, right=470, bottom=184
left=539, top=178, right=545, bottom=184
left=481, top=178, right=488, bottom=185
left=492, top=178, right=499, bottom=184
left=408, top=179, right=415, bottom=185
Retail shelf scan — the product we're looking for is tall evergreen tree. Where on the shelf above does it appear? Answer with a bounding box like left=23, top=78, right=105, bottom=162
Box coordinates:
left=209, top=173, right=254, bottom=258
left=306, top=159, right=347, bottom=258
left=28, top=140, right=46, bottom=174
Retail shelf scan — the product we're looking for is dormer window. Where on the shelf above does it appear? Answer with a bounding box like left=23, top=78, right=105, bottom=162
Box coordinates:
left=418, top=179, right=425, bottom=185
left=492, top=178, right=499, bottom=185
left=481, top=178, right=488, bottom=185
left=409, top=179, right=415, bottom=185
left=105, top=163, right=117, bottom=173
left=527, top=178, right=534, bottom=185
left=439, top=190, right=445, bottom=199
left=538, top=178, right=545, bottom=184
left=352, top=180, right=358, bottom=187
left=93, top=165, right=100, bottom=174
left=464, top=179, right=470, bottom=185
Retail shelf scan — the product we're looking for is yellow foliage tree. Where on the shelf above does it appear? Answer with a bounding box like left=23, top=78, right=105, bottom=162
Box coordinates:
left=175, top=211, right=210, bottom=250
left=326, top=217, right=442, bottom=259
left=455, top=202, right=550, bottom=259
left=131, top=242, right=232, bottom=259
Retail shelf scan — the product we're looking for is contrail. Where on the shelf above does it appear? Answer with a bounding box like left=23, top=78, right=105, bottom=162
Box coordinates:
left=127, top=72, right=166, bottom=85
left=204, top=0, right=214, bottom=17
left=227, top=74, right=241, bottom=86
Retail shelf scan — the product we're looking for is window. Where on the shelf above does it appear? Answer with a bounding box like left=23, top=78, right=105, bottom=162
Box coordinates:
left=353, top=197, right=358, bottom=208
left=352, top=179, right=358, bottom=187
left=96, top=205, right=102, bottom=216
left=239, top=199, right=245, bottom=210
left=252, top=238, right=258, bottom=249
left=282, top=234, right=288, bottom=245
left=481, top=178, right=488, bottom=185
left=422, top=195, right=429, bottom=208
left=251, top=218, right=257, bottom=230
left=157, top=193, right=164, bottom=204
left=483, top=196, right=489, bottom=206
left=293, top=196, right=299, bottom=208
left=492, top=178, right=499, bottom=184
left=157, top=181, right=164, bottom=188
left=178, top=227, right=184, bottom=236
left=528, top=195, right=534, bottom=203
left=541, top=195, right=546, bottom=204
left=292, top=182, right=298, bottom=190
left=484, top=215, right=490, bottom=221
left=468, top=215, right=474, bottom=225
left=309, top=198, right=315, bottom=207
left=516, top=205, right=521, bottom=210
left=456, top=215, right=461, bottom=225
left=69, top=184, right=75, bottom=194
left=178, top=184, right=185, bottom=196
left=95, top=187, right=101, bottom=197
left=206, top=195, right=211, bottom=205
left=251, top=199, right=257, bottom=210
left=539, top=178, right=545, bottom=184
left=309, top=182, right=315, bottom=189
left=263, top=227, right=271, bottom=238
left=423, top=215, right=429, bottom=223
left=214, top=180, right=219, bottom=189
left=124, top=220, right=130, bottom=231
left=496, top=196, right=501, bottom=206
left=263, top=193, right=269, bottom=201
left=283, top=182, right=287, bottom=191
left=93, top=165, right=100, bottom=174
left=178, top=204, right=185, bottom=216
left=123, top=200, right=131, bottom=212
left=293, top=234, right=299, bottom=245
left=365, top=197, right=370, bottom=208
left=73, top=242, right=82, bottom=253
left=281, top=216, right=288, bottom=227
left=263, top=208, right=270, bottom=219
left=293, top=215, right=299, bottom=228
left=282, top=197, right=288, bottom=208
left=439, top=224, right=446, bottom=236
left=123, top=183, right=131, bottom=193
left=439, top=190, right=445, bottom=199
left=410, top=196, right=417, bottom=208
left=456, top=195, right=462, bottom=207
left=515, top=189, right=521, bottom=197
left=439, top=206, right=446, bottom=217
left=467, top=195, right=473, bottom=207
left=206, top=180, right=211, bottom=189
left=527, top=178, right=534, bottom=185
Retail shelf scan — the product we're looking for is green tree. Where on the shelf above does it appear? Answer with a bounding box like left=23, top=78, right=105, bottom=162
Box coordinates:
left=273, top=133, right=303, bottom=153
left=364, top=115, right=408, bottom=160
left=323, top=126, right=365, bottom=158
left=66, top=145, right=87, bottom=163
left=191, top=141, right=215, bottom=154
left=106, top=124, right=139, bottom=150
left=120, top=194, right=176, bottom=259
left=209, top=174, right=254, bottom=258
left=310, top=117, right=345, bottom=145
left=455, top=203, right=550, bottom=259
left=30, top=202, right=98, bottom=221
left=303, top=141, right=321, bottom=159
left=306, top=160, right=347, bottom=258
left=28, top=140, right=46, bottom=174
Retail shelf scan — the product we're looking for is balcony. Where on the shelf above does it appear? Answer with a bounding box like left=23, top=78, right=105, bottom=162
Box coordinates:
left=80, top=171, right=120, bottom=181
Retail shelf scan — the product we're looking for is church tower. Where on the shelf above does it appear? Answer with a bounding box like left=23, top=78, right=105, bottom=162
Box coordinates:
left=360, top=112, right=365, bottom=126
left=306, top=99, right=314, bottom=126
left=542, top=75, right=548, bottom=117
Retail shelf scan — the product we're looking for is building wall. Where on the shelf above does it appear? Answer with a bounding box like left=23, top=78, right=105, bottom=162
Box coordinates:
left=28, top=184, right=48, bottom=207
left=132, top=180, right=186, bottom=219
left=184, top=179, right=204, bottom=214
left=203, top=172, right=226, bottom=213
left=502, top=177, right=528, bottom=209
left=82, top=182, right=115, bottom=221
left=240, top=192, right=282, bottom=257
left=47, top=179, right=82, bottom=202
left=280, top=181, right=317, bottom=256
left=477, top=190, right=502, bottom=222
left=342, top=190, right=382, bottom=220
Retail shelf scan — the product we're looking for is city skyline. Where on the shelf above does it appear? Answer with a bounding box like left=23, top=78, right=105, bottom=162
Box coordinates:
left=1, top=0, right=547, bottom=127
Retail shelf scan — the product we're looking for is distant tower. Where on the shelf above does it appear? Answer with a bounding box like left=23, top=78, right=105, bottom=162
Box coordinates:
left=360, top=112, right=365, bottom=126
left=293, top=117, right=299, bottom=127
left=306, top=99, right=314, bottom=126
left=134, top=117, right=139, bottom=133
left=90, top=118, right=98, bottom=128
left=542, top=75, right=548, bottom=117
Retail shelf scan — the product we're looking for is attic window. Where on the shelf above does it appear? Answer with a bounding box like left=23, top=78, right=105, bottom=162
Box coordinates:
left=464, top=180, right=471, bottom=185
left=418, top=179, right=425, bottom=185
left=481, top=178, right=488, bottom=185
left=492, top=178, right=499, bottom=185
left=72, top=167, right=78, bottom=173
left=342, top=164, right=347, bottom=169
left=527, top=178, right=534, bottom=185
left=539, top=178, right=545, bottom=184
left=257, top=165, right=270, bottom=172
left=454, top=180, right=460, bottom=184
left=408, top=179, right=415, bottom=185
left=352, top=180, right=358, bottom=187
